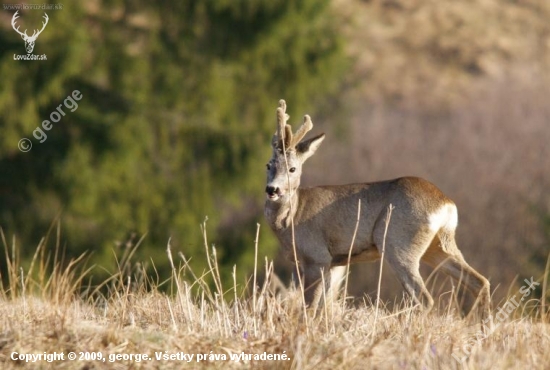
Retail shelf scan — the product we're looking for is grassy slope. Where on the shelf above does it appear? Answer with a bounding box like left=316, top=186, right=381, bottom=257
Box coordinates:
left=0, top=237, right=548, bottom=369
left=1, top=284, right=549, bottom=369
left=334, top=0, right=550, bottom=109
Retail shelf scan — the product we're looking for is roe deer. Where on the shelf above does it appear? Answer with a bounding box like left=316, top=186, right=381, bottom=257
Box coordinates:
left=264, top=100, right=490, bottom=318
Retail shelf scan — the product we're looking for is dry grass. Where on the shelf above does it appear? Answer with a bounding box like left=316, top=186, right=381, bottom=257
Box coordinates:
left=0, top=228, right=549, bottom=370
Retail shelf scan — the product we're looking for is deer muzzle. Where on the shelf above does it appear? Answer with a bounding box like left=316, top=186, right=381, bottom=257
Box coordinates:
left=265, top=185, right=282, bottom=200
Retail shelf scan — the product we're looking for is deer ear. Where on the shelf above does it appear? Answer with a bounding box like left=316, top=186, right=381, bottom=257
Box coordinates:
left=296, top=133, right=325, bottom=162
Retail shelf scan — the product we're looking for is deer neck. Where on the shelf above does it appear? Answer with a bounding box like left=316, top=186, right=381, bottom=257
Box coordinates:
left=264, top=189, right=299, bottom=231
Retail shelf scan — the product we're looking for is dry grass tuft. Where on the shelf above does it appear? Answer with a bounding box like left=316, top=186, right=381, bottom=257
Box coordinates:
left=0, top=230, right=549, bottom=369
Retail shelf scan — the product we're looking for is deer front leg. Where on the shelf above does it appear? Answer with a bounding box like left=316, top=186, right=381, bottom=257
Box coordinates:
left=302, top=263, right=331, bottom=308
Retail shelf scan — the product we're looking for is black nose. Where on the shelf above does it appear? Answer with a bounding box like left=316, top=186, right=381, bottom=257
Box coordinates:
left=266, top=186, right=278, bottom=196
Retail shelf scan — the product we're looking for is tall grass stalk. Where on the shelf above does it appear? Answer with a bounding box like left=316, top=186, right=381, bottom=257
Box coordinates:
left=0, top=224, right=548, bottom=369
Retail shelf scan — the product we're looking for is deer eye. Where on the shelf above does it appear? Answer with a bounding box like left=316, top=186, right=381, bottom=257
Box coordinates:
left=289, top=167, right=296, bottom=173
left=266, top=163, right=271, bottom=170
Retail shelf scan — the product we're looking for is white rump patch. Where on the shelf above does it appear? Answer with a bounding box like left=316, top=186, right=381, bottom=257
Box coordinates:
left=428, top=203, right=458, bottom=232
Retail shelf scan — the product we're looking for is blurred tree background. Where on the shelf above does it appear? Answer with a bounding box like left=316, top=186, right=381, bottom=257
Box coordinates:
left=1, top=0, right=549, bottom=304
left=0, top=0, right=346, bottom=284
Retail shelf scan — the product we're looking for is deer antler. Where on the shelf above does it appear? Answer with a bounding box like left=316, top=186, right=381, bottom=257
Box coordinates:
left=273, top=99, right=315, bottom=150
left=11, top=11, right=48, bottom=40
left=290, top=114, right=313, bottom=148
left=32, top=13, right=49, bottom=39
left=275, top=99, right=293, bottom=150
left=11, top=11, right=27, bottom=38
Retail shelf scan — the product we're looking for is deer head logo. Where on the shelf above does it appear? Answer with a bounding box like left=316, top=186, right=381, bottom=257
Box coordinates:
left=11, top=11, right=49, bottom=54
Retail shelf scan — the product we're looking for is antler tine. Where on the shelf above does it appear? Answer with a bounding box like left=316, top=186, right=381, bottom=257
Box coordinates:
left=11, top=11, right=27, bottom=37
left=278, top=99, right=286, bottom=113
left=33, top=13, right=48, bottom=38
left=39, top=13, right=48, bottom=33
left=276, top=99, right=292, bottom=149
left=278, top=100, right=290, bottom=128
left=290, top=114, right=313, bottom=148
left=276, top=107, right=286, bottom=141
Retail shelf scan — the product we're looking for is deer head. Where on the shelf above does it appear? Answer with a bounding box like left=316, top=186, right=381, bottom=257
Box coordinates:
left=12, top=11, right=49, bottom=54
left=265, top=100, right=325, bottom=202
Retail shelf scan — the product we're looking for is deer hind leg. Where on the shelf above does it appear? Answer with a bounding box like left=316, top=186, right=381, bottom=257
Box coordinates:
left=422, top=231, right=491, bottom=320
left=385, top=247, right=435, bottom=311
left=373, top=218, right=435, bottom=311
